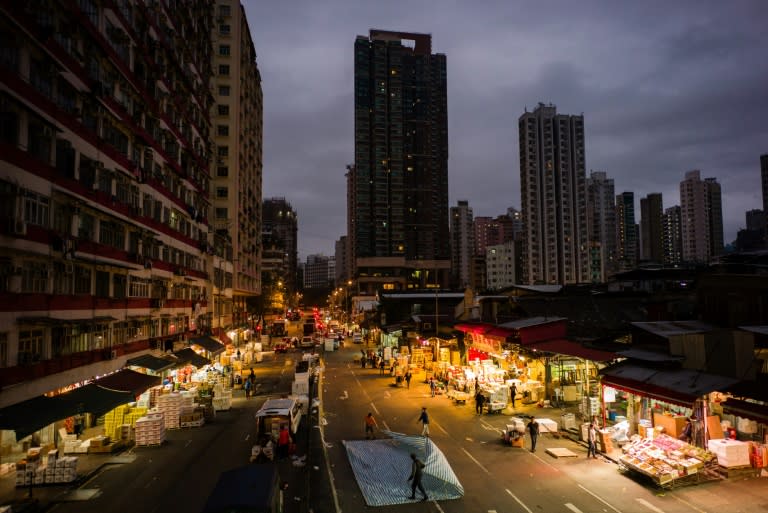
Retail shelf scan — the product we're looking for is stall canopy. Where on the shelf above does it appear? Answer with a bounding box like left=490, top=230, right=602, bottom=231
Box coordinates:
left=190, top=336, right=225, bottom=355
left=528, top=339, right=618, bottom=362
left=600, top=362, right=741, bottom=407
left=0, top=384, right=134, bottom=440
left=721, top=398, right=768, bottom=425
left=59, top=384, right=135, bottom=418
left=173, top=348, right=211, bottom=368
left=93, top=369, right=161, bottom=396
left=0, top=396, right=76, bottom=440
left=126, top=353, right=177, bottom=372
left=202, top=465, right=279, bottom=513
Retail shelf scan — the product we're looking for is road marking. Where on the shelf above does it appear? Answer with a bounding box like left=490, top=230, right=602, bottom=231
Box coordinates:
left=530, top=451, right=559, bottom=471
left=144, top=476, right=158, bottom=488
left=433, top=501, right=446, bottom=512
left=669, top=494, right=709, bottom=513
left=479, top=418, right=495, bottom=430
left=461, top=447, right=490, bottom=474
left=565, top=504, right=583, bottom=513
left=382, top=421, right=391, bottom=431
left=244, top=434, right=250, bottom=441
left=184, top=439, right=192, bottom=447
left=370, top=402, right=380, bottom=415
left=636, top=498, right=667, bottom=513
left=505, top=489, right=533, bottom=513
left=577, top=484, right=623, bottom=513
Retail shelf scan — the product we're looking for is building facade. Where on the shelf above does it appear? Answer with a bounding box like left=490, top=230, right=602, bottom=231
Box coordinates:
left=0, top=2, right=218, bottom=408
left=640, top=193, right=664, bottom=264
left=761, top=154, right=768, bottom=215
left=351, top=30, right=450, bottom=294
left=680, top=170, right=724, bottom=263
left=615, top=192, right=638, bottom=272
left=486, top=241, right=516, bottom=291
left=450, top=200, right=474, bottom=289
left=262, top=197, right=297, bottom=295
left=519, top=103, right=589, bottom=285
left=303, top=254, right=331, bottom=290
left=662, top=206, right=683, bottom=266
left=586, top=170, right=617, bottom=281
left=211, top=0, right=263, bottom=331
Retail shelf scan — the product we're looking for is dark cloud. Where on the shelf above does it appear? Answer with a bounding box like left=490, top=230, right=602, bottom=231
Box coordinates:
left=246, top=0, right=768, bottom=259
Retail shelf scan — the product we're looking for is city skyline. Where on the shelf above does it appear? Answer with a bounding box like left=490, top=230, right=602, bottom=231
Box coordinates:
left=245, top=1, right=768, bottom=260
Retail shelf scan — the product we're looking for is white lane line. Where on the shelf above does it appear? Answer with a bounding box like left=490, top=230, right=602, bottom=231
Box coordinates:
left=505, top=489, right=533, bottom=513
left=433, top=501, right=446, bottom=513
left=669, top=494, right=709, bottom=513
left=244, top=434, right=250, bottom=441
left=370, top=402, right=380, bottom=415
left=636, top=498, right=667, bottom=513
left=577, top=484, right=623, bottom=513
left=530, top=451, right=559, bottom=471
left=433, top=421, right=449, bottom=435
left=461, top=447, right=490, bottom=474
left=382, top=421, right=391, bottom=431
left=184, top=440, right=192, bottom=448
left=565, top=504, right=583, bottom=513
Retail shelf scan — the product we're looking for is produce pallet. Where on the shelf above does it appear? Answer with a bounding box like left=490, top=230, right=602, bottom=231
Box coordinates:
left=716, top=464, right=760, bottom=479
left=180, top=420, right=204, bottom=428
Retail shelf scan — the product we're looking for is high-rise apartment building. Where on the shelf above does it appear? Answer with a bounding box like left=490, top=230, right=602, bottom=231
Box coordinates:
left=586, top=171, right=617, bottom=281
left=262, top=198, right=298, bottom=295
left=519, top=103, right=588, bottom=285
left=0, top=2, right=216, bottom=413
left=640, top=193, right=664, bottom=263
left=450, top=200, right=474, bottom=289
left=662, top=206, right=683, bottom=266
left=303, top=255, right=331, bottom=290
left=615, top=192, right=638, bottom=271
left=506, top=207, right=524, bottom=241
left=680, top=170, right=724, bottom=263
left=335, top=236, right=349, bottom=286
left=211, top=1, right=263, bottom=330
left=351, top=30, right=449, bottom=294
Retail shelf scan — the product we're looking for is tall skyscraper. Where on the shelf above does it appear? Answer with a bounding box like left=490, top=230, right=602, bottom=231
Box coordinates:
left=640, top=193, right=664, bottom=263
left=519, top=103, right=588, bottom=285
left=680, top=170, right=724, bottom=263
left=450, top=200, right=475, bottom=289
left=662, top=206, right=683, bottom=266
left=211, top=1, right=263, bottom=329
left=586, top=171, right=617, bottom=281
left=351, top=30, right=449, bottom=293
left=615, top=192, right=638, bottom=271
left=486, top=241, right=516, bottom=291
left=262, top=198, right=298, bottom=295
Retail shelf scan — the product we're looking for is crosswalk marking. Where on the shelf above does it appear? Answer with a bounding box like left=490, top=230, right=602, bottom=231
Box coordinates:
left=636, top=498, right=666, bottom=513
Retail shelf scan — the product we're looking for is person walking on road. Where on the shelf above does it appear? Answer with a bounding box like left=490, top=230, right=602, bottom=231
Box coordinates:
left=244, top=376, right=252, bottom=398
left=364, top=412, right=378, bottom=439
left=527, top=416, right=539, bottom=452
left=417, top=407, right=430, bottom=437
left=509, top=382, right=517, bottom=409
left=429, top=377, right=436, bottom=397
left=405, top=370, right=412, bottom=389
left=587, top=422, right=598, bottom=459
left=475, top=390, right=485, bottom=414
left=277, top=425, right=291, bottom=459
left=407, top=453, right=428, bottom=501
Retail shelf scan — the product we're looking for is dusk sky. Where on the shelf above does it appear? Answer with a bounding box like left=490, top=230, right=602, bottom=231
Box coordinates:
left=244, top=0, right=768, bottom=260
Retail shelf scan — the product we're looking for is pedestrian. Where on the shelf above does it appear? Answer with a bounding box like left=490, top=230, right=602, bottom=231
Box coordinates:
left=417, top=407, right=430, bottom=437
left=509, top=382, right=517, bottom=409
left=250, top=368, right=255, bottom=381
left=527, top=416, right=539, bottom=452
left=429, top=377, right=436, bottom=397
left=361, top=355, right=366, bottom=368
left=379, top=358, right=386, bottom=375
left=405, top=370, right=412, bottom=389
left=364, top=412, right=378, bottom=439
left=244, top=376, right=252, bottom=398
left=587, top=422, right=598, bottom=459
left=407, top=453, right=428, bottom=501
left=475, top=391, right=485, bottom=414
left=679, top=417, right=693, bottom=444
left=277, top=425, right=291, bottom=459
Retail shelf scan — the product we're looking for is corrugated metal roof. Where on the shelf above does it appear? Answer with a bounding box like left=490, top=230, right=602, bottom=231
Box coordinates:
left=630, top=320, right=716, bottom=338
left=499, top=316, right=567, bottom=329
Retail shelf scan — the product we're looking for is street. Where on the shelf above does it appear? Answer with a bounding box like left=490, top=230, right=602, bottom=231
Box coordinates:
left=22, top=330, right=768, bottom=513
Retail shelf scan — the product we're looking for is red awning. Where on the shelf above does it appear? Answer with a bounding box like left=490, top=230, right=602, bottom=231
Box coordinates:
left=486, top=327, right=515, bottom=338
left=528, top=339, right=617, bottom=362
left=601, top=373, right=698, bottom=407
left=453, top=323, right=494, bottom=335
left=721, top=398, right=768, bottom=425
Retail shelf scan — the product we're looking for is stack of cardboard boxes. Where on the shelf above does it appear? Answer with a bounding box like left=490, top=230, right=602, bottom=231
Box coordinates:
left=135, top=411, right=166, bottom=446
left=15, top=449, right=78, bottom=486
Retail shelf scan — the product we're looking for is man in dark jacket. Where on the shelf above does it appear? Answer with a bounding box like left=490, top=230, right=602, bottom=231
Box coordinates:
left=527, top=416, right=540, bottom=452
left=407, top=453, right=428, bottom=501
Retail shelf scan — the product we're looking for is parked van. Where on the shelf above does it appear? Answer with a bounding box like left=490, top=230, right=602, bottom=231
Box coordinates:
left=254, top=397, right=302, bottom=440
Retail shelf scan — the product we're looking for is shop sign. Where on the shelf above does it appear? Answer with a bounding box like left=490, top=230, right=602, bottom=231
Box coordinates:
left=603, top=386, right=616, bottom=402
left=471, top=335, right=500, bottom=355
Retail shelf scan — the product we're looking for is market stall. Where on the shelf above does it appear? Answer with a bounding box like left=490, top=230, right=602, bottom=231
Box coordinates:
left=619, top=434, right=717, bottom=488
